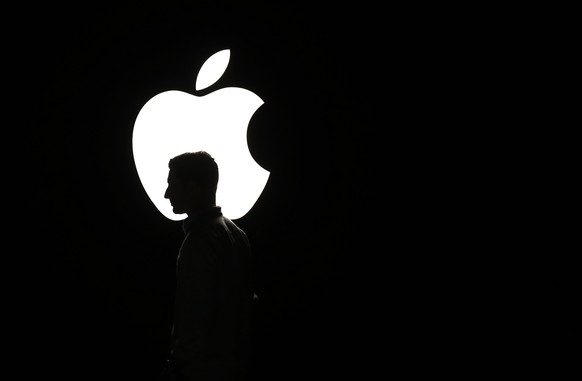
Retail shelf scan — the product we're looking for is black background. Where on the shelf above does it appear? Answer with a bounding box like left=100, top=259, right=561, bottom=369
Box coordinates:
left=10, top=1, right=477, bottom=380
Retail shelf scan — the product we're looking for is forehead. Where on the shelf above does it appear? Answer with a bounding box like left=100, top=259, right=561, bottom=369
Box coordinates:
left=167, top=168, right=189, bottom=185
left=167, top=168, right=178, bottom=183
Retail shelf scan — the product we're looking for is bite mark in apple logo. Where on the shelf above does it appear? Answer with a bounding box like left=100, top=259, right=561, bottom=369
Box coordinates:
left=132, top=49, right=269, bottom=220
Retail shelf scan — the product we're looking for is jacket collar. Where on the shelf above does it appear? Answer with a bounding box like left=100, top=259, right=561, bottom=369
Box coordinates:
left=182, top=206, right=222, bottom=234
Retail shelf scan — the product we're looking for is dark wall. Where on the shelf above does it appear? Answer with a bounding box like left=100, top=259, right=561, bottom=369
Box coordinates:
left=11, top=2, right=477, bottom=380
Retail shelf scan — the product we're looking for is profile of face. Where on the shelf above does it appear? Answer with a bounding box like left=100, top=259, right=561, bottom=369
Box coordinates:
left=164, top=169, right=196, bottom=215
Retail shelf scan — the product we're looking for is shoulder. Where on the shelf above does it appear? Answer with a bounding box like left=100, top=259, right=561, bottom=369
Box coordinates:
left=222, top=216, right=244, bottom=232
left=223, top=217, right=250, bottom=241
left=182, top=216, right=232, bottom=251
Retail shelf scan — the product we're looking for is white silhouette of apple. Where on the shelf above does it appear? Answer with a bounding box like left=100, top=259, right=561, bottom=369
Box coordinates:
left=132, top=49, right=269, bottom=220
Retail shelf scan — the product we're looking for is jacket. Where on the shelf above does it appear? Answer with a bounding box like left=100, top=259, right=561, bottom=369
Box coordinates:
left=171, top=206, right=253, bottom=381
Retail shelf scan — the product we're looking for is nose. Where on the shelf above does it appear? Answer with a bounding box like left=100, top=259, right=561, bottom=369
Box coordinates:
left=164, top=187, right=169, bottom=199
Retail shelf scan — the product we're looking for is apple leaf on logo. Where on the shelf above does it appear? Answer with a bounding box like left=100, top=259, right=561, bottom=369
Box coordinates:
left=195, top=49, right=231, bottom=91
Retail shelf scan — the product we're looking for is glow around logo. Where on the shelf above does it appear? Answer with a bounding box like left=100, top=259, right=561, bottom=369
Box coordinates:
left=132, top=49, right=269, bottom=220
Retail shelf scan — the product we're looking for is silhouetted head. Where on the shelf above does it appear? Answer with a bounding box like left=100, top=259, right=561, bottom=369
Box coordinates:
left=164, top=151, right=219, bottom=216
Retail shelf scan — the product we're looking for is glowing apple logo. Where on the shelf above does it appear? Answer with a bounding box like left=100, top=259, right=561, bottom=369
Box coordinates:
left=132, top=49, right=269, bottom=220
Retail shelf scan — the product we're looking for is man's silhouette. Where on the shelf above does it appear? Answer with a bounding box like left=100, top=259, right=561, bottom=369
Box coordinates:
left=159, top=151, right=254, bottom=381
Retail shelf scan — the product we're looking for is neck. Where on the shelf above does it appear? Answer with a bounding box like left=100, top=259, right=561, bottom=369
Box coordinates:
left=187, top=203, right=216, bottom=218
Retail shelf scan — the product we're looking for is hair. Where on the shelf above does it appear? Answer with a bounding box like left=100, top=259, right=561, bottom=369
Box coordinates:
left=168, top=151, right=219, bottom=195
